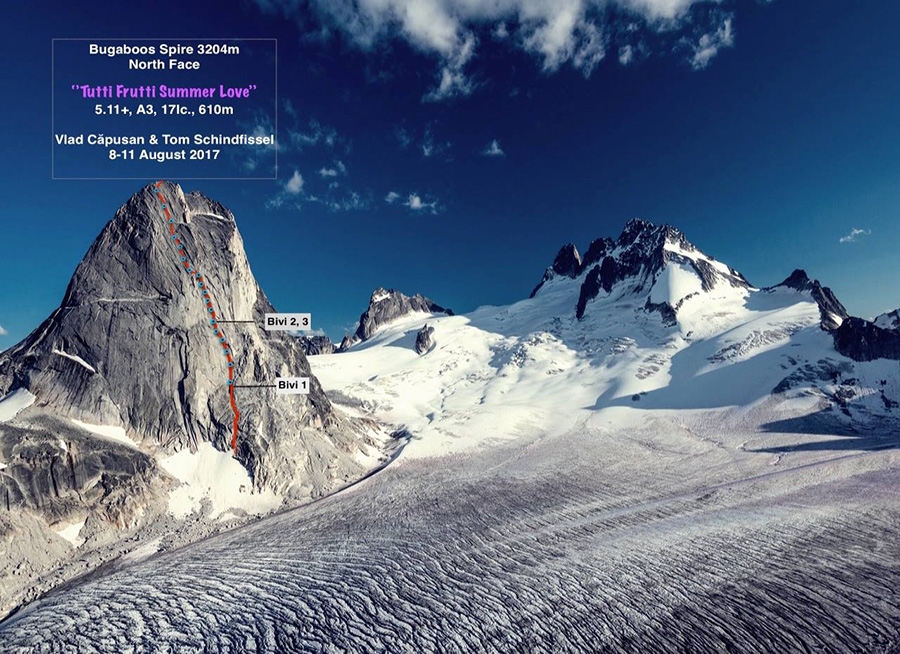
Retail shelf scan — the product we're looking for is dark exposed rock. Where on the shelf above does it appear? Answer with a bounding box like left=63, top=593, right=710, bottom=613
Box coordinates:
left=551, top=244, right=582, bottom=278
left=598, top=256, right=618, bottom=294
left=576, top=266, right=601, bottom=321
left=833, top=317, right=900, bottom=362
left=644, top=299, right=678, bottom=327
left=581, top=237, right=615, bottom=270
left=768, top=270, right=848, bottom=331
left=529, top=244, right=582, bottom=298
left=415, top=325, right=435, bottom=355
left=576, top=257, right=619, bottom=320
left=342, top=288, right=452, bottom=348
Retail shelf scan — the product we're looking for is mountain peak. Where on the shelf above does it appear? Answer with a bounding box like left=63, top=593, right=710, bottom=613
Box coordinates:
left=0, top=183, right=375, bottom=507
left=342, top=288, right=452, bottom=348
left=776, top=269, right=813, bottom=291
left=551, top=244, right=581, bottom=278
left=532, top=218, right=751, bottom=323
left=767, top=269, right=848, bottom=331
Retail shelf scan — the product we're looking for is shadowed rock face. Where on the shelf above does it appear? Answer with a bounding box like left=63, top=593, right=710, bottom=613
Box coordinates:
left=769, top=269, right=848, bottom=331
left=0, top=182, right=373, bottom=501
left=529, top=244, right=582, bottom=298
left=341, top=288, right=452, bottom=349
left=415, top=324, right=435, bottom=354
left=833, top=317, right=900, bottom=362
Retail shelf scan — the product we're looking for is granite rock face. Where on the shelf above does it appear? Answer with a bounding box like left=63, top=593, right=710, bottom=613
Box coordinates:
left=0, top=182, right=387, bottom=616
left=0, top=182, right=372, bottom=500
left=340, top=288, right=452, bottom=349
left=414, top=325, right=435, bottom=355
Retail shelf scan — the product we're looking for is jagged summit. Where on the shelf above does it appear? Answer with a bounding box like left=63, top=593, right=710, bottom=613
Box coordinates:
left=340, top=287, right=452, bottom=350
left=531, top=219, right=749, bottom=323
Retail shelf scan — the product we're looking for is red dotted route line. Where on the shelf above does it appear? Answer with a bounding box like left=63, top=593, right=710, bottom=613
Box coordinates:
left=154, top=182, right=240, bottom=456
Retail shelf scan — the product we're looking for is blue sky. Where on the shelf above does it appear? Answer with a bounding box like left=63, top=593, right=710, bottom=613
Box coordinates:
left=1, top=0, right=899, bottom=345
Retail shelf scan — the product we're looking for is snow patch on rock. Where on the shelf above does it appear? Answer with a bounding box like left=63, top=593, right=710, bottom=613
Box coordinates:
left=52, top=349, right=96, bottom=374
left=71, top=419, right=137, bottom=449
left=55, top=520, right=86, bottom=548
left=0, top=388, right=36, bottom=422
left=160, top=442, right=283, bottom=519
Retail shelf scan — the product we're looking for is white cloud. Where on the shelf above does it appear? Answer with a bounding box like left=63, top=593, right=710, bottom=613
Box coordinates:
left=0, top=324, right=7, bottom=337
left=839, top=227, right=871, bottom=244
left=285, top=170, right=305, bottom=194
left=319, top=160, right=348, bottom=177
left=404, top=193, right=438, bottom=212
left=618, top=44, right=634, bottom=65
left=255, top=0, right=745, bottom=99
left=689, top=16, right=734, bottom=70
left=385, top=191, right=401, bottom=203
left=482, top=139, right=505, bottom=156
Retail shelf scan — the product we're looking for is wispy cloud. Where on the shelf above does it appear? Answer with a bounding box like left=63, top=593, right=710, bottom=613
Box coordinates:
left=420, top=127, right=451, bottom=158
left=395, top=126, right=413, bottom=149
left=839, top=227, right=871, bottom=244
left=287, top=119, right=340, bottom=150
left=0, top=324, right=7, bottom=337
left=482, top=139, right=505, bottom=157
left=324, top=191, right=369, bottom=212
left=253, top=0, right=748, bottom=100
left=385, top=191, right=401, bottom=203
left=689, top=17, right=734, bottom=70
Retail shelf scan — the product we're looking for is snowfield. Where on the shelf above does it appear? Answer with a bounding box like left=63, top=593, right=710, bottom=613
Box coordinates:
left=2, top=260, right=899, bottom=652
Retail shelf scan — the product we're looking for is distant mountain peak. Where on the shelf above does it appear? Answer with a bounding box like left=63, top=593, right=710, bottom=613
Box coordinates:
left=341, top=288, right=452, bottom=349
left=767, top=269, right=848, bottom=331
left=532, top=219, right=750, bottom=323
